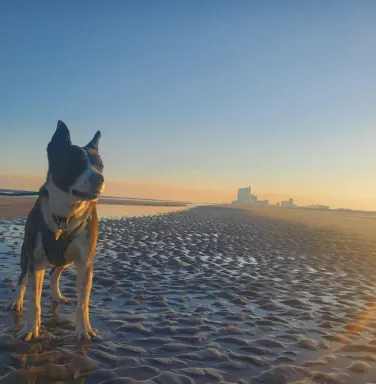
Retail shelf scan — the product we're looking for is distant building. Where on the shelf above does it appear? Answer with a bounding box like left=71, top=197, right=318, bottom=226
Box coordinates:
left=237, top=187, right=251, bottom=204
left=281, top=198, right=296, bottom=208
left=306, top=204, right=330, bottom=210
left=231, top=186, right=272, bottom=208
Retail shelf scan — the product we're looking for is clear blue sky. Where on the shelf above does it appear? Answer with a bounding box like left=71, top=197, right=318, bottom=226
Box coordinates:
left=1, top=1, right=376, bottom=208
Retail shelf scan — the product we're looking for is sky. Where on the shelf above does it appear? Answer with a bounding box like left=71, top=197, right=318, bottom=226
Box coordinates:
left=1, top=1, right=376, bottom=210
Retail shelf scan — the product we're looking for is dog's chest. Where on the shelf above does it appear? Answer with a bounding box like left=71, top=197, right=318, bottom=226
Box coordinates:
left=65, top=229, right=90, bottom=263
left=34, top=228, right=90, bottom=267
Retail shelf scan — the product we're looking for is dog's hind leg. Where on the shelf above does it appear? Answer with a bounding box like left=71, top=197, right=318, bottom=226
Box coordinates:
left=8, top=245, right=28, bottom=312
left=50, top=266, right=69, bottom=303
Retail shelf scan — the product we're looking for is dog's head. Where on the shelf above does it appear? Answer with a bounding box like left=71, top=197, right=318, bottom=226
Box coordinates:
left=47, top=120, right=105, bottom=201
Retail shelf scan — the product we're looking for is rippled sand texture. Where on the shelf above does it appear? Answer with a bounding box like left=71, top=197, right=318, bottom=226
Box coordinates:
left=1, top=206, right=376, bottom=383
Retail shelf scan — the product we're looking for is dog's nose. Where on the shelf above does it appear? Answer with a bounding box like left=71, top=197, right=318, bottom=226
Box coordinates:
left=90, top=173, right=104, bottom=189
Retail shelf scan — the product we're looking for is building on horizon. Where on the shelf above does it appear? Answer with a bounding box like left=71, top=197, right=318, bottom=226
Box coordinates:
left=234, top=186, right=251, bottom=204
left=256, top=199, right=269, bottom=207
left=305, top=204, right=330, bottom=210
left=231, top=186, right=271, bottom=208
left=281, top=198, right=296, bottom=208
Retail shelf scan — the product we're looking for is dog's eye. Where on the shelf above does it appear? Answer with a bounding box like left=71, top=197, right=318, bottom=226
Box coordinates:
left=87, top=150, right=104, bottom=171
left=97, top=159, right=104, bottom=171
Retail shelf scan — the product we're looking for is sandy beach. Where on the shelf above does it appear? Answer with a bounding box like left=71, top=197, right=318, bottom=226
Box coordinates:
left=1, top=205, right=376, bottom=383
left=0, top=196, right=189, bottom=220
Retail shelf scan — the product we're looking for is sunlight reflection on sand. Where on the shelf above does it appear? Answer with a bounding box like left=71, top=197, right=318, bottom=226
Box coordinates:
left=97, top=204, right=190, bottom=218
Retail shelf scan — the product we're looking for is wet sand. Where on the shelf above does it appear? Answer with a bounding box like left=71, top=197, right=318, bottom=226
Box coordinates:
left=239, top=206, right=376, bottom=247
left=1, top=206, right=376, bottom=383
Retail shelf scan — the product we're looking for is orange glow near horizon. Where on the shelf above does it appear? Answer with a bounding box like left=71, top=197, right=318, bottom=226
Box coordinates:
left=2, top=173, right=376, bottom=211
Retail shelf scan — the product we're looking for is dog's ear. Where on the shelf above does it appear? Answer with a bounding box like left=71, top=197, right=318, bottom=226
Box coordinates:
left=85, top=131, right=101, bottom=151
left=49, top=120, right=71, bottom=147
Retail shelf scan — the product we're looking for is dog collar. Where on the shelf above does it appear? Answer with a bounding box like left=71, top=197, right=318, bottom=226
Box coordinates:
left=52, top=214, right=74, bottom=228
left=52, top=214, right=73, bottom=241
left=39, top=186, right=76, bottom=238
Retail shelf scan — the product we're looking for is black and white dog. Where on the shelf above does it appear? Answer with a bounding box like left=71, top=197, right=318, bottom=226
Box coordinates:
left=8, top=120, right=105, bottom=341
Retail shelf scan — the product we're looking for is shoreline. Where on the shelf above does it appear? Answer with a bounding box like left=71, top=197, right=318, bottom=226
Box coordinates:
left=0, top=196, right=189, bottom=220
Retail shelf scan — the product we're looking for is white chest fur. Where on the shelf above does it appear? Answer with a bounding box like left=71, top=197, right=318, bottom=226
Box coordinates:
left=64, top=228, right=91, bottom=265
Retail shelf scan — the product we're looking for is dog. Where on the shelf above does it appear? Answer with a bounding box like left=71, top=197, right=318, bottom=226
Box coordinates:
left=8, top=120, right=105, bottom=341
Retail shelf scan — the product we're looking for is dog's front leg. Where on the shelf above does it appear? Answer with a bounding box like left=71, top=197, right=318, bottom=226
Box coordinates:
left=16, top=267, right=45, bottom=341
left=75, top=263, right=96, bottom=340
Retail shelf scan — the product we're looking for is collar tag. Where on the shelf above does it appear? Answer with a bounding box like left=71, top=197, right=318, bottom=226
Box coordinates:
left=55, top=228, right=63, bottom=240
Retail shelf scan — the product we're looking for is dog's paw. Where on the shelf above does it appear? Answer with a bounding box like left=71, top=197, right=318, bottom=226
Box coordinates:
left=7, top=300, right=23, bottom=312
left=52, top=295, right=70, bottom=304
left=15, top=323, right=39, bottom=341
left=75, top=326, right=98, bottom=341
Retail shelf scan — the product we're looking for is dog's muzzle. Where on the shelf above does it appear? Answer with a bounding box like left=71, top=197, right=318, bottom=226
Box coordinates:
left=72, top=173, right=104, bottom=200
